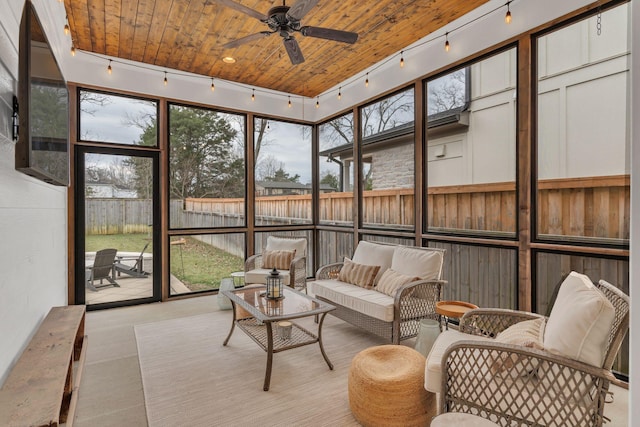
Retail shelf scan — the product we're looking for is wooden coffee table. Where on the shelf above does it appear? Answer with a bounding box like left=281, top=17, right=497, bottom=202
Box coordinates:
left=222, top=285, right=336, bottom=391
left=436, top=300, right=478, bottom=329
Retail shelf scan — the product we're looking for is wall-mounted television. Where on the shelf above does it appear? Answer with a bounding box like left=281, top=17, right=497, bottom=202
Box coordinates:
left=15, top=0, right=69, bottom=186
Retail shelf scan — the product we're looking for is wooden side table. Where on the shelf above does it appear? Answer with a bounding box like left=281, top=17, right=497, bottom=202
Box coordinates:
left=436, top=300, right=478, bottom=330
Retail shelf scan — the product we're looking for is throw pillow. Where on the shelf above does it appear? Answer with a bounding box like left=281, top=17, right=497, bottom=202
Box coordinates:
left=391, top=246, right=444, bottom=280
left=351, top=241, right=395, bottom=285
left=262, top=250, right=296, bottom=271
left=376, top=268, right=420, bottom=297
left=544, top=271, right=615, bottom=367
left=490, top=317, right=546, bottom=377
left=338, top=258, right=380, bottom=289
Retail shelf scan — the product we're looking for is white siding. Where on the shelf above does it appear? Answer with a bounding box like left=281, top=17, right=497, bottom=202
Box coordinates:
left=0, top=0, right=68, bottom=385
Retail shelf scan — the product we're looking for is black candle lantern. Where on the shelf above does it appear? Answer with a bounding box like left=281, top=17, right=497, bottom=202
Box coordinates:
left=265, top=268, right=283, bottom=299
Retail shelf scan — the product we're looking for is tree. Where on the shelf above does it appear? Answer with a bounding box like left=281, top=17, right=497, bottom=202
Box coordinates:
left=128, top=105, right=244, bottom=199
left=265, top=167, right=300, bottom=183
left=427, top=69, right=467, bottom=115
left=320, top=171, right=339, bottom=190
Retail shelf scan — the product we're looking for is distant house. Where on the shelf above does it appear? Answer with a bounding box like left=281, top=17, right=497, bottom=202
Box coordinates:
left=255, top=181, right=337, bottom=196
left=86, top=183, right=137, bottom=198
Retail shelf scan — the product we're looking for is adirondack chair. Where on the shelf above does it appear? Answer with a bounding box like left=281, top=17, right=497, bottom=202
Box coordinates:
left=86, top=248, right=119, bottom=291
left=114, top=242, right=150, bottom=278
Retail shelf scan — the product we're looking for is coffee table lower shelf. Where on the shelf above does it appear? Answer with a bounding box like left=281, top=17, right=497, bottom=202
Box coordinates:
left=236, top=318, right=320, bottom=353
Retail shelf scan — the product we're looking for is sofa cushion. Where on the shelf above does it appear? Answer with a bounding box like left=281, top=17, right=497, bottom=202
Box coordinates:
left=265, top=236, right=307, bottom=257
left=391, top=246, right=444, bottom=280
left=245, top=268, right=290, bottom=286
left=262, top=250, right=296, bottom=270
left=376, top=268, right=419, bottom=296
left=424, top=330, right=493, bottom=393
left=352, top=241, right=396, bottom=285
left=338, top=258, right=380, bottom=289
left=309, top=279, right=396, bottom=322
left=544, top=271, right=615, bottom=367
left=490, top=317, right=546, bottom=377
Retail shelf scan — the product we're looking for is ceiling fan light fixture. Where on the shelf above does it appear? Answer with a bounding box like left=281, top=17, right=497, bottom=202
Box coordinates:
left=223, top=56, right=237, bottom=64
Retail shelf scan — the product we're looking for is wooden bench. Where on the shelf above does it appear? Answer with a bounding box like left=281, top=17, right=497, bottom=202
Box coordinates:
left=0, top=305, right=87, bottom=426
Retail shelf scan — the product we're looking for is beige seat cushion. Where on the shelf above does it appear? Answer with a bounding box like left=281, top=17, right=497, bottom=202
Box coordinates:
left=351, top=241, right=396, bottom=285
left=309, top=279, right=395, bottom=322
left=391, top=246, right=444, bottom=280
left=424, top=330, right=493, bottom=393
left=245, top=268, right=290, bottom=285
left=544, top=271, right=615, bottom=367
left=265, top=236, right=307, bottom=257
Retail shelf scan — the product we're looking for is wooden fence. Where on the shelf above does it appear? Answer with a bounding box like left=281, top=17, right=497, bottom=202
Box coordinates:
left=88, top=175, right=630, bottom=241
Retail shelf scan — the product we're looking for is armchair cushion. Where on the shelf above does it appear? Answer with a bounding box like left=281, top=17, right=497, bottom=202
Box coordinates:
left=391, top=246, right=444, bottom=280
left=490, top=317, right=545, bottom=377
left=351, top=241, right=395, bottom=285
left=265, top=236, right=307, bottom=257
left=544, top=271, right=615, bottom=367
left=424, top=330, right=493, bottom=393
left=338, top=258, right=380, bottom=289
left=262, top=249, right=296, bottom=270
left=376, top=268, right=419, bottom=297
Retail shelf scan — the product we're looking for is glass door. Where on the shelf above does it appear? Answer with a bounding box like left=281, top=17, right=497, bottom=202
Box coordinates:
left=75, top=147, right=160, bottom=308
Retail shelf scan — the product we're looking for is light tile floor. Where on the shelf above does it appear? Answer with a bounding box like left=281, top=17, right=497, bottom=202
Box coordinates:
left=73, top=295, right=629, bottom=426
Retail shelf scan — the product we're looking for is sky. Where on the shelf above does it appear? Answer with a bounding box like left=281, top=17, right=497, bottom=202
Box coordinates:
left=79, top=91, right=313, bottom=183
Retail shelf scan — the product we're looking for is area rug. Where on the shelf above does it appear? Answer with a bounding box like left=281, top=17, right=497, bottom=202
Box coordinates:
left=135, top=310, right=387, bottom=426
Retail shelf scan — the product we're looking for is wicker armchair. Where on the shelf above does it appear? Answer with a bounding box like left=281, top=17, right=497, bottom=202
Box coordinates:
left=244, top=236, right=307, bottom=292
left=437, top=278, right=629, bottom=427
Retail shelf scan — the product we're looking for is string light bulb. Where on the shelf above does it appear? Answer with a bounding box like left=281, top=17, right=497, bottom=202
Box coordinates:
left=400, top=51, right=404, bottom=68
left=64, top=17, right=70, bottom=35
left=315, top=97, right=319, bottom=108
left=444, top=33, right=450, bottom=52
left=70, top=44, right=76, bottom=56
left=365, top=73, right=369, bottom=87
left=338, top=87, right=342, bottom=100
left=107, top=60, right=112, bottom=75
left=288, top=96, right=292, bottom=108
left=505, top=2, right=512, bottom=24
left=210, top=78, right=215, bottom=92
left=163, top=72, right=168, bottom=86
left=251, top=89, right=255, bottom=101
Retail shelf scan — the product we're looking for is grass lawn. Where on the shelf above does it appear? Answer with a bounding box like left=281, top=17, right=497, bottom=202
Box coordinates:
left=86, top=233, right=244, bottom=291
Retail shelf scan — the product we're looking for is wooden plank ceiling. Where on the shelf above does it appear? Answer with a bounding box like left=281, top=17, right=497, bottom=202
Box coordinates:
left=65, top=0, right=489, bottom=97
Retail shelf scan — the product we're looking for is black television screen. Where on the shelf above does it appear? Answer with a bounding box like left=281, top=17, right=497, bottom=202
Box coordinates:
left=15, top=0, right=69, bottom=186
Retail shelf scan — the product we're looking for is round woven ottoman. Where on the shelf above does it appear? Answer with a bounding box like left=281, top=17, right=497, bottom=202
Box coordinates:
left=348, top=345, right=436, bottom=427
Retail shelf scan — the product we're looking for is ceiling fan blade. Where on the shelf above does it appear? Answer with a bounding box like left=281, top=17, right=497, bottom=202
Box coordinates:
left=214, top=0, right=268, bottom=21
left=223, top=31, right=272, bottom=49
left=300, top=26, right=358, bottom=44
left=283, top=37, right=305, bottom=65
left=286, top=0, right=319, bottom=22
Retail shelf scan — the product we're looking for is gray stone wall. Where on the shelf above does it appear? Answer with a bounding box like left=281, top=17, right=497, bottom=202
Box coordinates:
left=370, top=144, right=415, bottom=189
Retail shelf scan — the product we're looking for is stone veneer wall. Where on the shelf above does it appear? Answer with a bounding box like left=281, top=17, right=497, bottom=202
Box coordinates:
left=370, top=144, right=415, bottom=190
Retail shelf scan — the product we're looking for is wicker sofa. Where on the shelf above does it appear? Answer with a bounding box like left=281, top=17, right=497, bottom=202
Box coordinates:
left=309, top=241, right=446, bottom=344
left=424, top=271, right=629, bottom=426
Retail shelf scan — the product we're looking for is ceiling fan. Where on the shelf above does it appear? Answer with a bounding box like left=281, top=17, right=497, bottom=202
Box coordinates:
left=216, top=0, right=359, bottom=65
